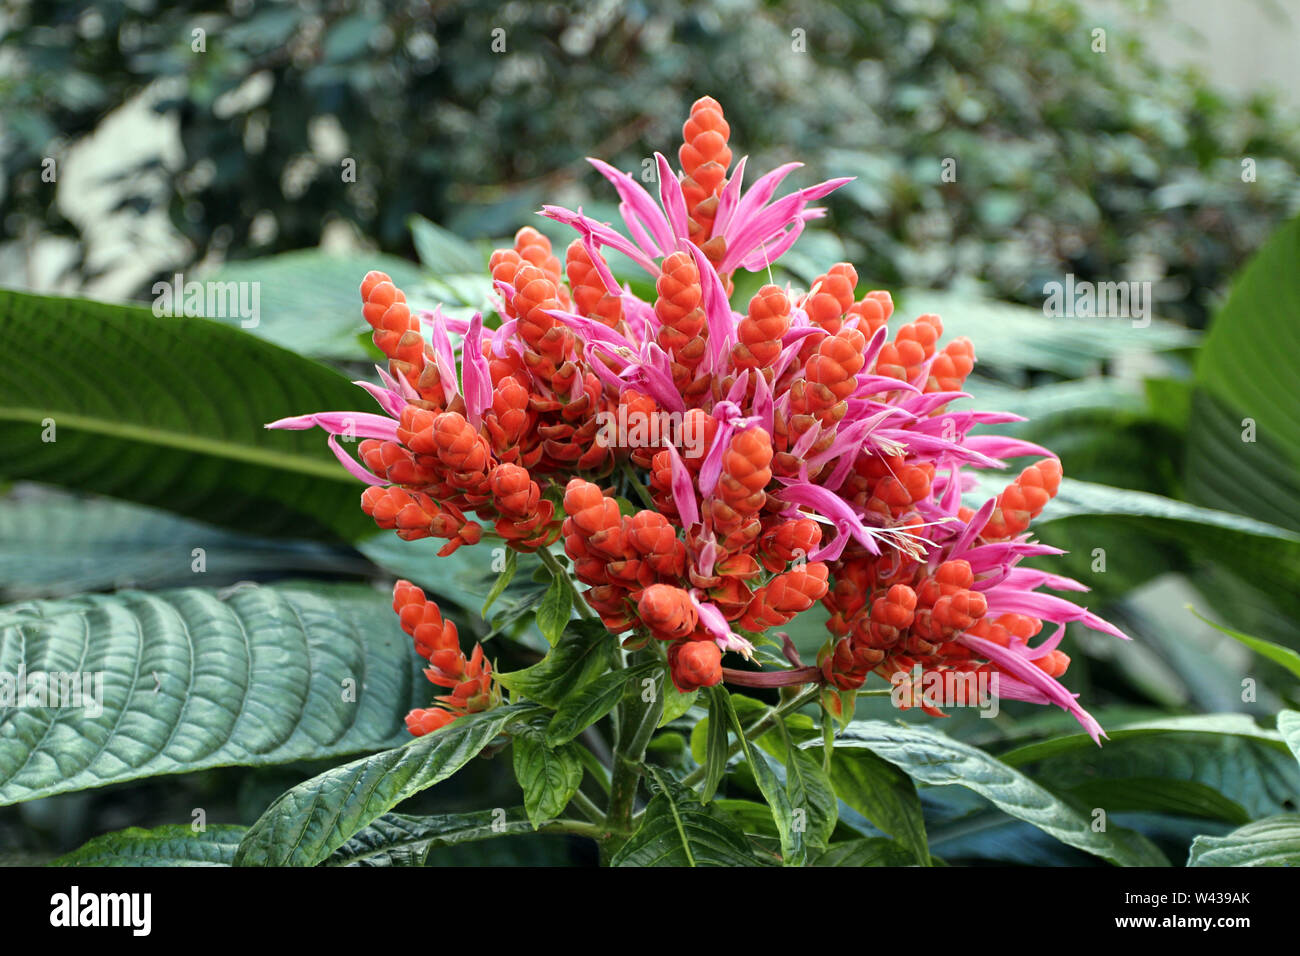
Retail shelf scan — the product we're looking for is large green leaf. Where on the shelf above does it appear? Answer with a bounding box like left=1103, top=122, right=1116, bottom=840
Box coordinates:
left=200, top=250, right=428, bottom=360
left=827, top=721, right=1168, bottom=866
left=1009, top=727, right=1300, bottom=822
left=900, top=289, right=1195, bottom=377
left=968, top=475, right=1300, bottom=619
left=1187, top=216, right=1300, bottom=533
left=1187, top=816, right=1300, bottom=867
left=0, top=290, right=377, bottom=541
left=610, top=770, right=760, bottom=867
left=0, top=583, right=421, bottom=806
left=0, top=491, right=367, bottom=601
left=234, top=704, right=535, bottom=866
left=409, top=215, right=486, bottom=274
left=1189, top=611, right=1300, bottom=682
left=357, top=533, right=543, bottom=617
left=326, top=809, right=536, bottom=866
left=997, top=714, right=1292, bottom=765
left=50, top=825, right=247, bottom=866
left=829, top=748, right=929, bottom=865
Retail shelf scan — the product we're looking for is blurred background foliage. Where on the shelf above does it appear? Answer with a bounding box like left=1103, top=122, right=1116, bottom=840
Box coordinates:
left=3, top=0, right=1299, bottom=326
left=2, top=0, right=1299, bottom=866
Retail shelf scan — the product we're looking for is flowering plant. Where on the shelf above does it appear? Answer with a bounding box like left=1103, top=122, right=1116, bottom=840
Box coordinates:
left=256, top=97, right=1153, bottom=863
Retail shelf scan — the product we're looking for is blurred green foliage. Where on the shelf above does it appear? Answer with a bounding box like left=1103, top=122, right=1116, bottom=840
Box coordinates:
left=2, top=0, right=1298, bottom=326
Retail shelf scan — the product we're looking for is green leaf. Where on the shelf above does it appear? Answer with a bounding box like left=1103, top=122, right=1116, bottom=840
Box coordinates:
left=495, top=620, right=615, bottom=708
left=900, top=289, right=1195, bottom=377
left=359, top=534, right=542, bottom=617
left=775, top=716, right=838, bottom=851
left=1279, top=711, right=1300, bottom=768
left=813, top=838, right=918, bottom=867
left=0, top=583, right=422, bottom=807
left=409, top=215, right=485, bottom=274
left=512, top=721, right=584, bottom=828
left=828, top=721, right=1168, bottom=866
left=700, top=687, right=730, bottom=804
left=829, top=748, right=929, bottom=865
left=1189, top=609, right=1300, bottom=681
left=535, top=570, right=574, bottom=646
left=326, top=809, right=536, bottom=866
left=0, top=290, right=376, bottom=542
left=717, top=688, right=802, bottom=864
left=1007, top=722, right=1300, bottom=822
left=50, top=825, right=247, bottom=866
left=200, top=250, right=428, bottom=360
left=546, top=662, right=659, bottom=746
left=481, top=548, right=517, bottom=617
left=658, top=683, right=699, bottom=727
left=1188, top=816, right=1300, bottom=867
left=998, top=714, right=1292, bottom=766
left=1188, top=216, right=1300, bottom=533
left=0, top=491, right=366, bottom=601
left=234, top=704, right=535, bottom=866
left=610, top=769, right=759, bottom=867
left=1062, top=778, right=1250, bottom=825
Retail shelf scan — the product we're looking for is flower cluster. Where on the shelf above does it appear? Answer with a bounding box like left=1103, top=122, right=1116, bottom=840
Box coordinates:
left=394, top=580, right=498, bottom=735
left=271, top=96, right=1126, bottom=742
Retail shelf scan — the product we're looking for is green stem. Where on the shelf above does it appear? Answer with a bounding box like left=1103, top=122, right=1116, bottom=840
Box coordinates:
left=621, top=461, right=657, bottom=510
left=678, top=685, right=821, bottom=789
left=571, top=787, right=606, bottom=825
left=604, top=656, right=665, bottom=853
left=538, top=819, right=613, bottom=841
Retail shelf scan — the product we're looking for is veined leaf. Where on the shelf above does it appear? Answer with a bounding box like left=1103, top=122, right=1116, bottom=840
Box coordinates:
left=775, top=716, right=838, bottom=852
left=1188, top=816, right=1300, bottom=867
left=536, top=571, right=574, bottom=646
left=0, top=583, right=422, bottom=807
left=1007, top=722, right=1300, bottom=822
left=0, top=290, right=376, bottom=541
left=326, top=809, right=536, bottom=866
left=1063, top=778, right=1250, bottom=825
left=495, top=620, right=615, bottom=708
left=813, top=838, right=918, bottom=867
left=546, top=662, right=659, bottom=746
left=0, top=491, right=367, bottom=601
left=610, top=769, right=759, bottom=867
left=512, top=721, right=584, bottom=828
left=234, top=704, right=536, bottom=866
left=717, top=688, right=802, bottom=864
left=1188, top=216, right=1300, bottom=533
left=829, top=748, right=929, bottom=865
left=50, top=825, right=247, bottom=866
left=826, top=721, right=1168, bottom=866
